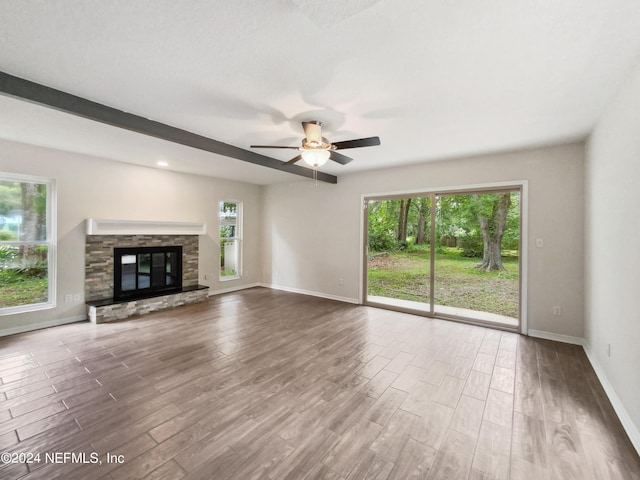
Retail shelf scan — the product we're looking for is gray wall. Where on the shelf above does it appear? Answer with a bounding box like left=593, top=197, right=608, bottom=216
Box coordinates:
left=586, top=60, right=640, bottom=445
left=0, top=139, right=263, bottom=335
left=262, top=142, right=585, bottom=338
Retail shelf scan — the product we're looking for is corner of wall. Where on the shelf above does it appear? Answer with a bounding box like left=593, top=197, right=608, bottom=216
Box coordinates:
left=582, top=340, right=640, bottom=455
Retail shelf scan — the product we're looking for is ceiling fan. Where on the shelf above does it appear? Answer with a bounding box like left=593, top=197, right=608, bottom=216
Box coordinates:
left=250, top=121, right=381, bottom=169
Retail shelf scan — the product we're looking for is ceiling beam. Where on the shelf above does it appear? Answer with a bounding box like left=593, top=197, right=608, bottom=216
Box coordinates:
left=0, top=71, right=338, bottom=184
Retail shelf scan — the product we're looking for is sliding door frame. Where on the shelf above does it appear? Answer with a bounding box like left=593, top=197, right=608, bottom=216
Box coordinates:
left=360, top=180, right=528, bottom=334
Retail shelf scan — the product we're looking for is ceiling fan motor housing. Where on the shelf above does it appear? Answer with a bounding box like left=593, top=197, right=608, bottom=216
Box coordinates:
left=301, top=137, right=333, bottom=150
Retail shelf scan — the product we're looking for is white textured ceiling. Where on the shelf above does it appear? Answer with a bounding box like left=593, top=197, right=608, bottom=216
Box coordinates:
left=1, top=0, right=640, bottom=185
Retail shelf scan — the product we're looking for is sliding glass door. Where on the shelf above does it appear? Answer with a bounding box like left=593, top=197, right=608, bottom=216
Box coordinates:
left=366, top=197, right=432, bottom=312
left=364, top=186, right=522, bottom=331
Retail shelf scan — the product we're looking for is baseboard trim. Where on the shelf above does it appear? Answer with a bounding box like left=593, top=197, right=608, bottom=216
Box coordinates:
left=207, top=282, right=262, bottom=296
left=0, top=315, right=87, bottom=337
left=527, top=329, right=639, bottom=455
left=262, top=283, right=359, bottom=305
left=582, top=343, right=640, bottom=456
left=527, top=329, right=585, bottom=346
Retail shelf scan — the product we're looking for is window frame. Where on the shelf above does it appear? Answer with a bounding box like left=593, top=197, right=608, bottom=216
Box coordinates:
left=218, top=200, right=242, bottom=281
left=0, top=172, right=57, bottom=316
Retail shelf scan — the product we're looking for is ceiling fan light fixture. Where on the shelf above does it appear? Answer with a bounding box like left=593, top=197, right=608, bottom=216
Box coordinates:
left=301, top=149, right=330, bottom=168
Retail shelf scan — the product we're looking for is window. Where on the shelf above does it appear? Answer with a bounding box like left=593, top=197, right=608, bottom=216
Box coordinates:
left=0, top=173, right=56, bottom=314
left=219, top=201, right=241, bottom=280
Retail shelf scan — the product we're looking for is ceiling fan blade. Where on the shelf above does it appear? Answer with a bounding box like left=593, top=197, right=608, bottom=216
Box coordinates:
left=284, top=154, right=303, bottom=165
left=302, top=121, right=323, bottom=144
left=329, top=151, right=353, bottom=165
left=250, top=145, right=299, bottom=149
left=332, top=136, right=381, bottom=150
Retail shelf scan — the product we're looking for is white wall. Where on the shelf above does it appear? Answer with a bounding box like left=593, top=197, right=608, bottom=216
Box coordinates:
left=586, top=61, right=640, bottom=446
left=262, top=142, right=585, bottom=338
left=0, top=139, right=262, bottom=335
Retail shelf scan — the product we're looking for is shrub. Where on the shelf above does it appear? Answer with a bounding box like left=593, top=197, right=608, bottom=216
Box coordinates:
left=2, top=265, right=47, bottom=279
left=0, top=245, right=18, bottom=267
left=368, top=229, right=397, bottom=252
left=0, top=230, right=16, bottom=241
left=459, top=235, right=484, bottom=258
left=406, top=243, right=430, bottom=254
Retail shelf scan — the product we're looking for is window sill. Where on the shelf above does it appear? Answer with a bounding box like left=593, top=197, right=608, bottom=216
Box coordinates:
left=219, top=275, right=241, bottom=282
left=0, top=301, right=57, bottom=316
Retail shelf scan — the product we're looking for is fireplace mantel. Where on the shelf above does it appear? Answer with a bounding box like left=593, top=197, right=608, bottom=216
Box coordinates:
left=86, top=218, right=206, bottom=236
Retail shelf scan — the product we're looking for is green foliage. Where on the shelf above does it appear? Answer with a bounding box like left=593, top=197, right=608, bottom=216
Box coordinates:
left=221, top=202, right=238, bottom=213
left=219, top=239, right=237, bottom=277
left=0, top=245, right=18, bottom=267
left=368, top=200, right=399, bottom=252
left=405, top=243, right=429, bottom=254
left=0, top=247, right=16, bottom=266
left=368, top=192, right=520, bottom=257
left=367, top=249, right=519, bottom=317
left=0, top=230, right=16, bottom=241
left=220, top=238, right=227, bottom=267
left=0, top=181, right=21, bottom=215
left=434, top=192, right=520, bottom=256
left=459, top=235, right=484, bottom=258
left=0, top=245, right=47, bottom=271
left=369, top=229, right=396, bottom=252
left=0, top=180, right=49, bottom=309
left=220, top=225, right=234, bottom=239
left=0, top=269, right=48, bottom=307
left=35, top=183, right=47, bottom=218
left=503, top=194, right=520, bottom=249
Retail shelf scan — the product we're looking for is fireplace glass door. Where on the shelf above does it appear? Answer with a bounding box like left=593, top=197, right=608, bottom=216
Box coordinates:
left=114, top=246, right=182, bottom=300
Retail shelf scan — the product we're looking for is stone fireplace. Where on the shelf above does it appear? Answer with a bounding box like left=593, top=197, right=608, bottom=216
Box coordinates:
left=84, top=220, right=209, bottom=323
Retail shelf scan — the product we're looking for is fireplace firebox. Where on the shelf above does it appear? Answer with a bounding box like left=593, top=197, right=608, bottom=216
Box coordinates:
left=113, top=246, right=182, bottom=301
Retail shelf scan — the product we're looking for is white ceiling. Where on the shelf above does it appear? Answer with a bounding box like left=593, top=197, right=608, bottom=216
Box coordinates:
left=1, top=0, right=640, bottom=185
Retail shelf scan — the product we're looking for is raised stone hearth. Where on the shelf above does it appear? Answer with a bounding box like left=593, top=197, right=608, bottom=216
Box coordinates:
left=85, top=224, right=209, bottom=323
left=86, top=285, right=209, bottom=323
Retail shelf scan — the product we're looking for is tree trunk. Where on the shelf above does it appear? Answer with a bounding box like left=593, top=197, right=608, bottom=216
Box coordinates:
left=19, top=182, right=38, bottom=261
left=403, top=198, right=411, bottom=241
left=416, top=198, right=429, bottom=244
left=397, top=200, right=405, bottom=243
left=476, top=193, right=511, bottom=271
left=397, top=198, right=412, bottom=245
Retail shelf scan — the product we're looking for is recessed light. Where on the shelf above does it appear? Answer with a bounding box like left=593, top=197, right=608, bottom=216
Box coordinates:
left=156, top=161, right=169, bottom=167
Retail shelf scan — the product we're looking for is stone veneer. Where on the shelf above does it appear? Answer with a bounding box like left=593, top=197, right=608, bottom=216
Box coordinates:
left=85, top=234, right=207, bottom=322
left=87, top=286, right=209, bottom=323
left=85, top=234, right=198, bottom=301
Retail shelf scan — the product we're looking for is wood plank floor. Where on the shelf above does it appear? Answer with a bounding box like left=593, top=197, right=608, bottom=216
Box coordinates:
left=0, top=287, right=638, bottom=480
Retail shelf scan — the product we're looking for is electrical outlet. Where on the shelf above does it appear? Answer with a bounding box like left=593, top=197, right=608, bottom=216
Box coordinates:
left=74, top=294, right=82, bottom=302
left=339, top=278, right=344, bottom=286
left=552, top=306, right=562, bottom=316
left=535, top=238, right=544, bottom=248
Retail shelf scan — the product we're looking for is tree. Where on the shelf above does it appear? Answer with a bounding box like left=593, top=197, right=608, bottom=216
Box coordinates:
left=0, top=181, right=21, bottom=215
left=397, top=198, right=412, bottom=245
left=20, top=182, right=39, bottom=260
left=472, top=193, right=511, bottom=271
left=415, top=198, right=430, bottom=244
left=368, top=200, right=398, bottom=251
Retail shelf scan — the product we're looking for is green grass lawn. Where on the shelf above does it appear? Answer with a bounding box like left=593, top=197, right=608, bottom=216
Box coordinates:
left=0, top=270, right=48, bottom=308
left=368, top=246, right=519, bottom=318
